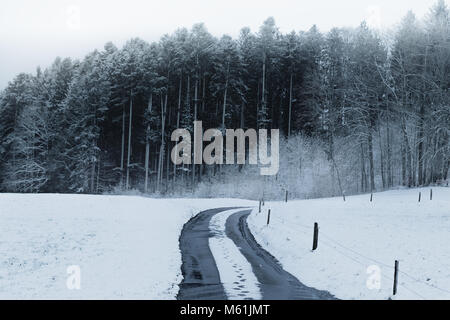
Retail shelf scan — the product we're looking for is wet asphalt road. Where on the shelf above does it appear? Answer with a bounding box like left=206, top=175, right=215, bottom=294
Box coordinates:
left=177, top=208, right=336, bottom=300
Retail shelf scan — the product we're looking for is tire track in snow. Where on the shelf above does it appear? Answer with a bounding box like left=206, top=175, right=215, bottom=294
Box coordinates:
left=177, top=207, right=336, bottom=300
left=226, top=210, right=336, bottom=300
left=209, top=209, right=262, bottom=300
left=177, top=207, right=243, bottom=300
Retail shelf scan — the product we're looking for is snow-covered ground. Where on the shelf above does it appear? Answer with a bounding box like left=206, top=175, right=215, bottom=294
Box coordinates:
left=247, top=187, right=450, bottom=300
left=2, top=188, right=449, bottom=300
left=0, top=194, right=254, bottom=299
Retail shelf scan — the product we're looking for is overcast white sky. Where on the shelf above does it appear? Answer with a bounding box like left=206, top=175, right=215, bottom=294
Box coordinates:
left=0, top=0, right=441, bottom=90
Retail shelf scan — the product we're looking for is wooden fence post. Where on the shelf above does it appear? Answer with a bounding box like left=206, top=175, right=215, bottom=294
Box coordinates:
left=285, top=190, right=288, bottom=203
left=266, top=209, right=271, bottom=226
left=259, top=200, right=261, bottom=213
left=418, top=192, right=421, bottom=203
left=312, top=223, right=319, bottom=251
left=370, top=193, right=373, bottom=202
left=393, top=260, right=399, bottom=295
left=430, top=189, right=433, bottom=201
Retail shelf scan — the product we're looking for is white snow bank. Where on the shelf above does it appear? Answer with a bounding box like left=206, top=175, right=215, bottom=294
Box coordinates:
left=247, top=187, right=450, bottom=300
left=0, top=194, right=254, bottom=299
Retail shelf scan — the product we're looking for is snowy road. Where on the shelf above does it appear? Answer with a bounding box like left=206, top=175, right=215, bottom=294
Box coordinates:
left=177, top=208, right=335, bottom=300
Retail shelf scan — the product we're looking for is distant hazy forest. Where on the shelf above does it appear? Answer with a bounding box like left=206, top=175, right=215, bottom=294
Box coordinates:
left=0, top=1, right=448, bottom=199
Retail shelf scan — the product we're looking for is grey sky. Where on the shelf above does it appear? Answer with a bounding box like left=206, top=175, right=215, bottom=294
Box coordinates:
left=0, top=0, right=441, bottom=90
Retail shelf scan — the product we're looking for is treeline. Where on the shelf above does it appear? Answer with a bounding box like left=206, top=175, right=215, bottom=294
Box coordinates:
left=0, top=1, right=448, bottom=196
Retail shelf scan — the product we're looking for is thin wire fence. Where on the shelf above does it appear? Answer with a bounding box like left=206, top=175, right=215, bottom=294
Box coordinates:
left=255, top=205, right=450, bottom=299
left=318, top=230, right=450, bottom=297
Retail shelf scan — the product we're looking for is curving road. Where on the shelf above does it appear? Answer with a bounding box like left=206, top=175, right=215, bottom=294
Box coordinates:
left=177, top=207, right=336, bottom=300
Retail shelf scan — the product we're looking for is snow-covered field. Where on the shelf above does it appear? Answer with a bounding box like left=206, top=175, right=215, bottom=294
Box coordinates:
left=248, top=187, right=450, bottom=300
left=0, top=194, right=254, bottom=299
left=1, top=188, right=449, bottom=300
